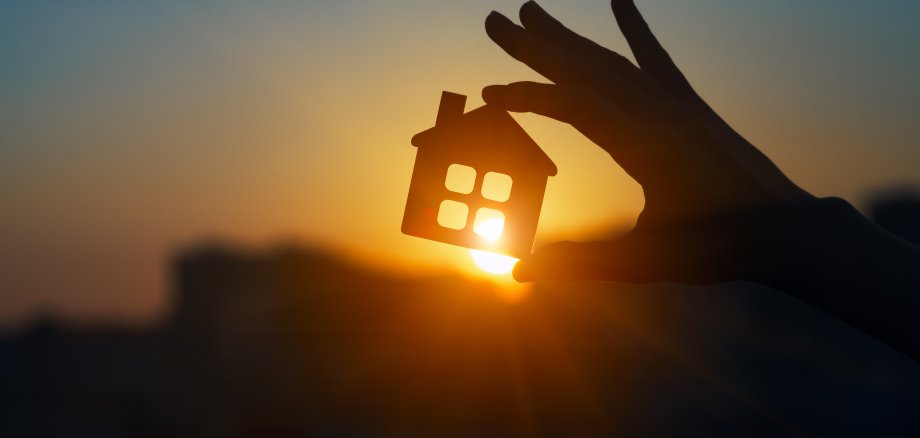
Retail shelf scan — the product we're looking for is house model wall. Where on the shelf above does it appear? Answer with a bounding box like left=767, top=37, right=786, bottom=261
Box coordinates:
left=402, top=91, right=556, bottom=258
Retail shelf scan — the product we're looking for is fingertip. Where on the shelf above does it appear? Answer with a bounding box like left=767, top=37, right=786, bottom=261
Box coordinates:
left=610, top=0, right=639, bottom=20
left=512, top=259, right=535, bottom=282
left=512, top=242, right=565, bottom=282
left=484, top=10, right=501, bottom=35
left=610, top=0, right=634, bottom=10
left=486, top=10, right=528, bottom=43
left=481, top=85, right=505, bottom=104
left=485, top=10, right=512, bottom=31
left=519, top=0, right=544, bottom=25
left=611, top=0, right=643, bottom=28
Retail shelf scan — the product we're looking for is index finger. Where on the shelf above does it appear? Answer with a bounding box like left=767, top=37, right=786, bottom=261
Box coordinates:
left=486, top=11, right=655, bottom=116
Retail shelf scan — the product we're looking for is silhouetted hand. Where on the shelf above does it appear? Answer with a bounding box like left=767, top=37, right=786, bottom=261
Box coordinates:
left=484, top=1, right=920, bottom=360
left=484, top=0, right=816, bottom=284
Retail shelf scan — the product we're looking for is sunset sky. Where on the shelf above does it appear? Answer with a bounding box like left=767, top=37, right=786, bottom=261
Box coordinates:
left=2, top=0, right=919, bottom=325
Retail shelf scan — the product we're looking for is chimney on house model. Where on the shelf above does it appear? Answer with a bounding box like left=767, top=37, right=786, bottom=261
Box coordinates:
left=435, top=91, right=467, bottom=126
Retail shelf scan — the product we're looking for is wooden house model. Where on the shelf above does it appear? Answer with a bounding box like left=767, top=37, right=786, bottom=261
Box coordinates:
left=402, top=91, right=556, bottom=257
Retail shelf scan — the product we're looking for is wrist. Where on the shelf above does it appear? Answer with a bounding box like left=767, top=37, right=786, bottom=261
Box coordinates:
left=755, top=196, right=920, bottom=361
left=761, top=196, right=920, bottom=293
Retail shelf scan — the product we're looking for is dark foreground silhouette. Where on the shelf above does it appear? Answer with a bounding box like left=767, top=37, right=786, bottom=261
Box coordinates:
left=871, top=191, right=920, bottom=247
left=1, top=196, right=919, bottom=437
left=485, top=0, right=920, bottom=362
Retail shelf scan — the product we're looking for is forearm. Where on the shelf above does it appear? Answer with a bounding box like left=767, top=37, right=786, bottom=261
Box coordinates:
left=763, top=197, right=920, bottom=362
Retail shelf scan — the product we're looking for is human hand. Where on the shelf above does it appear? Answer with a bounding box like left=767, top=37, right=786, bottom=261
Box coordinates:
left=483, top=0, right=822, bottom=285
left=480, top=0, right=920, bottom=362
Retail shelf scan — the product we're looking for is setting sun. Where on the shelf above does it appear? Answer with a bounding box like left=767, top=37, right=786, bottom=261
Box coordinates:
left=469, top=250, right=518, bottom=275
left=469, top=217, right=518, bottom=274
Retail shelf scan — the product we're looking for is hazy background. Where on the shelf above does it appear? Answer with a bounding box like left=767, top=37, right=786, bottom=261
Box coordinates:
left=2, top=0, right=919, bottom=325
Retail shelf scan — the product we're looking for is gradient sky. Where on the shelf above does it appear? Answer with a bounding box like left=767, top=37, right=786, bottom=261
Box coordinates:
left=1, top=0, right=918, bottom=325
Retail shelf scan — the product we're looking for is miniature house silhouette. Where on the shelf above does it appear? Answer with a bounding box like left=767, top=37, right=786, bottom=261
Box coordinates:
left=402, top=91, right=557, bottom=258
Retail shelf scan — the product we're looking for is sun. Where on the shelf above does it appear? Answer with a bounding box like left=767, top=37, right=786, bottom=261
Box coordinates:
left=470, top=250, right=518, bottom=274
left=469, top=217, right=518, bottom=275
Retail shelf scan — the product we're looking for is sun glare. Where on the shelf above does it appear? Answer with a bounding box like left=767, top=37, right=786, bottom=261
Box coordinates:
left=470, top=250, right=518, bottom=274
left=469, top=218, right=518, bottom=275
left=474, top=217, right=504, bottom=242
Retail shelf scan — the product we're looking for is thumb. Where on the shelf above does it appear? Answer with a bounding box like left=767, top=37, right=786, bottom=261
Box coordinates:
left=513, top=240, right=652, bottom=283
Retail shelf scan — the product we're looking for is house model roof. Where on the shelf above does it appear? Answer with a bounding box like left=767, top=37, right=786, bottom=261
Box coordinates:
left=411, top=92, right=557, bottom=177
